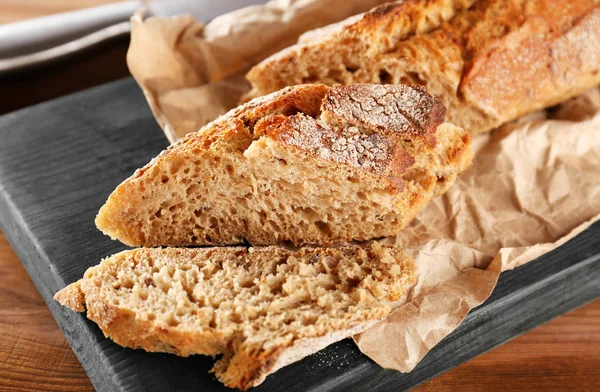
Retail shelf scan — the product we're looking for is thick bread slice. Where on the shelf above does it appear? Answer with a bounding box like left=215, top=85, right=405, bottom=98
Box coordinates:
left=96, top=83, right=472, bottom=247
left=245, top=0, right=600, bottom=135
left=54, top=244, right=416, bottom=390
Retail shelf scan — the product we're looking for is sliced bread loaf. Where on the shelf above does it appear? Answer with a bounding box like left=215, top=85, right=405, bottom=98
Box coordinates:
left=55, top=244, right=416, bottom=390
left=245, top=0, right=600, bottom=135
left=95, top=83, right=471, bottom=247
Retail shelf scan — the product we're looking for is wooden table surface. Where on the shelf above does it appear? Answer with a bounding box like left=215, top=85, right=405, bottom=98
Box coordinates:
left=1, top=2, right=599, bottom=391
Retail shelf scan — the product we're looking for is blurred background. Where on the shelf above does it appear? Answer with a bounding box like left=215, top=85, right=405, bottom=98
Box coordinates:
left=1, top=0, right=131, bottom=115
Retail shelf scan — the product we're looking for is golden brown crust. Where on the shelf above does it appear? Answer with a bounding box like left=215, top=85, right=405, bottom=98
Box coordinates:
left=461, top=4, right=600, bottom=121
left=54, top=282, right=85, bottom=312
left=245, top=0, right=476, bottom=93
left=83, top=297, right=226, bottom=357
left=201, top=84, right=331, bottom=149
left=246, top=0, right=600, bottom=135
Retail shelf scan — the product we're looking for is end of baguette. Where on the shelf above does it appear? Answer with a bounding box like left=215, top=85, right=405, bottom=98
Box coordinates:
left=54, top=281, right=85, bottom=312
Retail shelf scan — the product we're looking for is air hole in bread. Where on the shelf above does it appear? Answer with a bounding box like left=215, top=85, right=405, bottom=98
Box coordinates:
left=302, top=74, right=319, bottom=83
left=169, top=164, right=181, bottom=175
left=327, top=69, right=345, bottom=84
left=258, top=211, right=267, bottom=224
left=322, top=255, right=339, bottom=270
left=315, top=221, right=332, bottom=236
left=399, top=71, right=426, bottom=87
left=209, top=315, right=217, bottom=328
left=269, top=221, right=281, bottom=232
left=161, top=176, right=169, bottom=184
left=238, top=279, right=253, bottom=289
left=301, top=314, right=318, bottom=326
left=269, top=279, right=284, bottom=295
left=121, top=278, right=134, bottom=289
left=345, top=64, right=359, bottom=73
left=156, top=281, right=169, bottom=294
left=137, top=290, right=148, bottom=300
left=186, top=184, right=201, bottom=196
left=167, top=315, right=179, bottom=327
left=403, top=167, right=432, bottom=189
left=347, top=277, right=361, bottom=289
left=379, top=69, right=394, bottom=84
left=279, top=104, right=302, bottom=117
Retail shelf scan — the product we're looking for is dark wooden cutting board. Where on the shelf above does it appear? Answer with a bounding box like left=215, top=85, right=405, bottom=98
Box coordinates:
left=0, top=78, right=598, bottom=392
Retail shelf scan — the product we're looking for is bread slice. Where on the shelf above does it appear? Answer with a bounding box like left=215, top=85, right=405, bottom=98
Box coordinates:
left=54, top=243, right=416, bottom=390
left=96, top=83, right=471, bottom=247
left=245, top=0, right=600, bottom=135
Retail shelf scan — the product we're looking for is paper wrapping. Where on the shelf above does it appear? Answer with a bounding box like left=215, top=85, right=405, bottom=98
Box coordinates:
left=128, top=0, right=393, bottom=143
left=126, top=0, right=600, bottom=373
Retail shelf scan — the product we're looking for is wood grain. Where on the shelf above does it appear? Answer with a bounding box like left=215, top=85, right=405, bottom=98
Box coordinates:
left=415, top=300, right=600, bottom=392
left=0, top=231, right=93, bottom=392
left=0, top=1, right=599, bottom=391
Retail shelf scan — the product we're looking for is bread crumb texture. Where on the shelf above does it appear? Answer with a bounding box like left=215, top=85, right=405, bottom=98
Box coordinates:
left=96, top=83, right=471, bottom=247
left=54, top=244, right=416, bottom=390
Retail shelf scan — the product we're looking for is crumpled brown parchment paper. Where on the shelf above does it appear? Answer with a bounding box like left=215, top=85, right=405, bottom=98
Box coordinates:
left=126, top=0, right=600, bottom=373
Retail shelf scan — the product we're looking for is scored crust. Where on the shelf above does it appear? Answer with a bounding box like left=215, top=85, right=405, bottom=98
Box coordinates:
left=320, top=84, right=446, bottom=147
left=96, top=83, right=471, bottom=247
left=245, top=0, right=600, bottom=135
left=259, top=112, right=415, bottom=190
left=54, top=244, right=416, bottom=390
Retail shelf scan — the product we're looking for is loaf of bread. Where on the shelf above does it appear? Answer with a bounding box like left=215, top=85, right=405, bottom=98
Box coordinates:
left=95, top=83, right=471, bottom=247
left=245, top=0, right=600, bottom=135
left=55, top=244, right=416, bottom=390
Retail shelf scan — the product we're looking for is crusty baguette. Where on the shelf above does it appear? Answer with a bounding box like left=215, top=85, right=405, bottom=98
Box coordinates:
left=54, top=244, right=416, bottom=390
left=245, top=0, right=600, bottom=135
left=96, top=83, right=472, bottom=247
